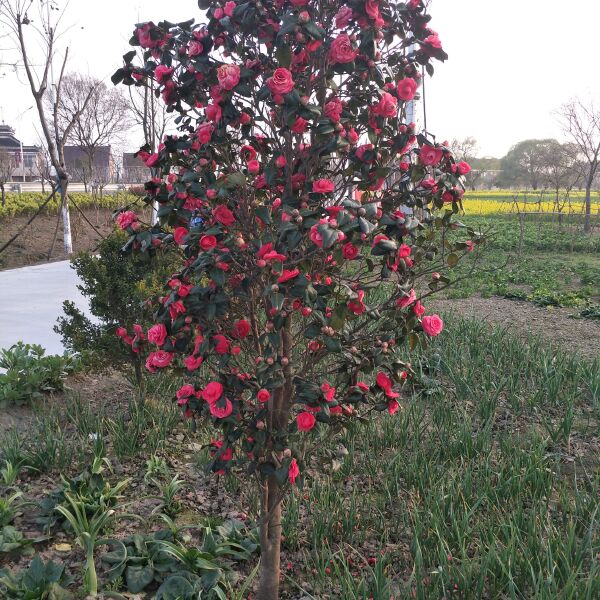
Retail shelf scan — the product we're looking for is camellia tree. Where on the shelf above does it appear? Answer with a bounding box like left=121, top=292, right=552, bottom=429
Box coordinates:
left=112, top=1, right=478, bottom=597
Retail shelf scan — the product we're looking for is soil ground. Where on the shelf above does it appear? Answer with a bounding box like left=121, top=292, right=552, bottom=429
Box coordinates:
left=431, top=295, right=600, bottom=362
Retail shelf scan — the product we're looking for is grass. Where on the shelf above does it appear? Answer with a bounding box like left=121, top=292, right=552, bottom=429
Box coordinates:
left=446, top=211, right=600, bottom=316
left=282, top=316, right=600, bottom=599
left=1, top=317, right=598, bottom=598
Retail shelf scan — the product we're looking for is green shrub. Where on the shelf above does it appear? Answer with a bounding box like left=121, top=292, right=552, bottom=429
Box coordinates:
left=0, top=343, right=78, bottom=407
left=54, top=230, right=177, bottom=384
left=0, top=555, right=73, bottom=599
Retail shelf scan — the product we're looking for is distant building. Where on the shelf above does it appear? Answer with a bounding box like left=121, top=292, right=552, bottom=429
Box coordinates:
left=0, top=124, right=41, bottom=182
left=122, top=152, right=148, bottom=183
left=63, top=145, right=115, bottom=183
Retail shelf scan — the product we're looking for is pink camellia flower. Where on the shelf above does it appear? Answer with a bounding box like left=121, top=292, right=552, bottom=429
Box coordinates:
left=423, top=33, right=443, bottom=49
left=291, top=117, right=308, bottom=133
left=173, top=227, right=188, bottom=245
left=217, top=64, right=240, bottom=90
left=136, top=23, right=161, bottom=49
left=147, top=323, right=167, bottom=346
left=188, top=40, right=204, bottom=56
left=116, top=210, right=137, bottom=230
left=347, top=289, right=366, bottom=315
left=335, top=6, right=353, bottom=29
left=233, top=319, right=251, bottom=338
left=289, top=0, right=308, bottom=5
left=247, top=159, right=260, bottom=174
left=200, top=235, right=217, bottom=251
left=147, top=350, right=173, bottom=371
left=275, top=155, right=286, bottom=168
left=196, top=122, right=214, bottom=144
left=213, top=334, right=230, bottom=354
left=205, top=103, right=222, bottom=122
left=224, top=1, right=236, bottom=16
left=419, top=144, right=444, bottom=166
left=257, top=388, right=270, bottom=403
left=312, top=179, right=335, bottom=193
left=398, top=243, right=412, bottom=259
left=288, top=458, right=300, bottom=484
left=388, top=399, right=400, bottom=415
left=457, top=161, right=472, bottom=175
left=202, top=381, right=223, bottom=403
left=213, top=204, right=236, bottom=226
left=465, top=240, right=475, bottom=252
left=324, top=98, right=343, bottom=122
left=296, top=411, right=316, bottom=432
left=266, top=68, right=295, bottom=95
left=278, top=268, right=300, bottom=283
left=176, top=384, right=195, bottom=404
left=342, top=242, right=359, bottom=260
left=396, top=288, right=416, bottom=308
left=422, top=314, right=444, bottom=336
left=329, top=34, right=358, bottom=64
left=413, top=300, right=425, bottom=316
left=155, top=64, right=174, bottom=84
left=408, top=0, right=420, bottom=9
left=210, top=398, right=233, bottom=419
left=184, top=354, right=203, bottom=371
left=321, top=381, right=336, bottom=402
left=372, top=92, right=397, bottom=118
left=144, top=153, right=160, bottom=167
left=397, top=77, right=418, bottom=101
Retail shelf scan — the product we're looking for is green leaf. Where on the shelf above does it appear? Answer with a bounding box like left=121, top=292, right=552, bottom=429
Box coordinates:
left=447, top=253, right=459, bottom=267
left=275, top=45, right=292, bottom=68
left=126, top=564, right=155, bottom=593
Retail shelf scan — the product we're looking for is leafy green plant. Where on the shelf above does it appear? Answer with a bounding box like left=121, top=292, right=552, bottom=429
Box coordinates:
left=101, top=530, right=179, bottom=594
left=144, top=455, right=170, bottom=483
left=0, top=526, right=39, bottom=557
left=101, top=520, right=257, bottom=596
left=1, top=461, right=21, bottom=488
left=54, top=230, right=176, bottom=386
left=149, top=475, right=188, bottom=518
left=0, top=555, right=73, bottom=599
left=0, top=343, right=78, bottom=407
left=0, top=490, right=23, bottom=527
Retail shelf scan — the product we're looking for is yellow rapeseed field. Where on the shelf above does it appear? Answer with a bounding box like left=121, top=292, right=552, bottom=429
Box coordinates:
left=462, top=190, right=600, bottom=215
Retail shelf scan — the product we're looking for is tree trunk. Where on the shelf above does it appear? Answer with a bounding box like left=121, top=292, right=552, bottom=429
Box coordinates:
left=0, top=183, right=4, bottom=207
left=257, top=476, right=282, bottom=600
left=60, top=179, right=73, bottom=255
left=584, top=182, right=592, bottom=233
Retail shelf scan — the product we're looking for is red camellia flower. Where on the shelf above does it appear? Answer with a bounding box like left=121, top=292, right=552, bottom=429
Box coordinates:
left=457, top=161, right=472, bottom=175
left=266, top=68, right=295, bottom=95
left=200, top=235, right=217, bottom=250
left=347, top=290, right=366, bottom=315
left=329, top=34, right=358, bottom=64
left=202, top=381, right=223, bottom=404
left=176, top=384, right=195, bottom=404
left=217, top=64, right=240, bottom=90
left=257, top=388, right=271, bottom=403
left=210, top=398, right=233, bottom=419
left=376, top=371, right=400, bottom=398
left=147, top=323, right=167, bottom=346
left=312, top=179, right=335, bottom=193
left=196, top=122, right=214, bottom=144
left=397, top=77, right=418, bottom=101
left=278, top=268, right=300, bottom=283
left=396, top=288, right=416, bottom=308
left=372, top=92, right=397, bottom=118
left=213, top=334, right=230, bottom=354
left=296, top=411, right=316, bottom=432
left=233, top=319, right=251, bottom=338
left=422, top=314, right=444, bottom=336
left=419, top=144, right=444, bottom=166
left=413, top=300, right=425, bottom=316
left=213, top=204, right=236, bottom=226
left=288, top=458, right=300, bottom=484
left=155, top=64, right=174, bottom=84
left=173, top=227, right=188, bottom=245
left=342, top=242, right=359, bottom=260
left=146, top=351, right=173, bottom=372
left=290, top=117, right=308, bottom=133
left=184, top=355, right=203, bottom=371
left=247, top=159, right=260, bottom=174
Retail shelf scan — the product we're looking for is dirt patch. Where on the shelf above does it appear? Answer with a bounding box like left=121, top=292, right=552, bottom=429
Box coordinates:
left=431, top=295, right=600, bottom=362
left=0, top=207, right=114, bottom=270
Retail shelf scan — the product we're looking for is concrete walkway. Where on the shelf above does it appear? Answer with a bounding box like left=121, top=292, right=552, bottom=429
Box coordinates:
left=0, top=261, right=91, bottom=356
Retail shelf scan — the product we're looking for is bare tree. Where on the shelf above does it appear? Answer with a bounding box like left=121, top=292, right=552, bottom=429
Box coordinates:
left=450, top=136, right=486, bottom=190
left=557, top=99, right=600, bottom=233
left=0, top=149, right=15, bottom=205
left=54, top=73, right=130, bottom=182
left=34, top=145, right=54, bottom=193
left=0, top=0, right=94, bottom=254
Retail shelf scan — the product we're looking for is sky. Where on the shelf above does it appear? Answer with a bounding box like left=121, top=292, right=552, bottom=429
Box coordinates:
left=1, top=0, right=599, bottom=157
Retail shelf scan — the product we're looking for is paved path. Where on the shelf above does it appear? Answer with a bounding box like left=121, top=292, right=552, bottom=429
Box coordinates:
left=0, top=261, right=91, bottom=356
